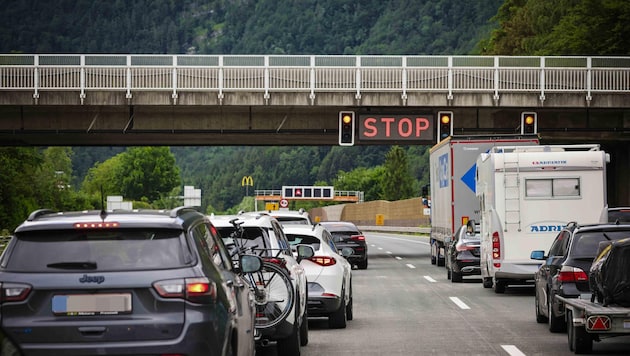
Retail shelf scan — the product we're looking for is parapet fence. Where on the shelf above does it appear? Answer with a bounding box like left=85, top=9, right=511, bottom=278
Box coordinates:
left=1, top=54, right=629, bottom=102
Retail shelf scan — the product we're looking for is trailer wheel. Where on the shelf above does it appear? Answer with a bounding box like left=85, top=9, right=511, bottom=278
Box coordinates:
left=567, top=309, right=592, bottom=354
left=493, top=279, right=506, bottom=294
left=430, top=240, right=437, bottom=265
left=483, top=277, right=493, bottom=288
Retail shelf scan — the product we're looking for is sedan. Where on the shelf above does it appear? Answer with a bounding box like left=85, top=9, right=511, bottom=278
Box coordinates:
left=530, top=222, right=630, bottom=332
left=284, top=224, right=353, bottom=329
left=445, top=221, right=481, bottom=283
left=319, top=221, right=368, bottom=269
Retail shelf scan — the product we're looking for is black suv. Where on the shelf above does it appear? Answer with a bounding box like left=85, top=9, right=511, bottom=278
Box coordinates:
left=530, top=222, right=630, bottom=333
left=0, top=207, right=261, bottom=356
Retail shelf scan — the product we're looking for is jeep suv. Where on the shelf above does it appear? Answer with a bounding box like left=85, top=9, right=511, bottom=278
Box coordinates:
left=210, top=212, right=309, bottom=356
left=0, top=207, right=261, bottom=356
left=530, top=222, right=630, bottom=332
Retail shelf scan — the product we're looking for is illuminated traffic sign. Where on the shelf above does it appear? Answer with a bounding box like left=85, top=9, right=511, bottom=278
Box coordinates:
left=359, top=114, right=434, bottom=143
left=282, top=186, right=334, bottom=200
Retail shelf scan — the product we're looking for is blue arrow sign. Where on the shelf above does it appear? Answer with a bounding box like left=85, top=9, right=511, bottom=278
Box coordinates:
left=461, top=163, right=476, bottom=193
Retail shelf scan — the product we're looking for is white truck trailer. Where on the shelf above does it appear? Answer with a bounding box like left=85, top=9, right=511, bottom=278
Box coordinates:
left=428, top=135, right=539, bottom=266
left=476, top=144, right=609, bottom=293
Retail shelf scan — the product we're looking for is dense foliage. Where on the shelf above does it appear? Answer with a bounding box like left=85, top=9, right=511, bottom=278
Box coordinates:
left=479, top=0, right=630, bottom=55
left=1, top=0, right=624, bottom=230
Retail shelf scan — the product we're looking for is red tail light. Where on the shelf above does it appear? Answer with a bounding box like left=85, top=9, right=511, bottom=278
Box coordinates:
left=0, top=282, right=32, bottom=302
left=308, top=256, right=337, bottom=266
left=263, top=257, right=287, bottom=268
left=456, top=243, right=478, bottom=252
left=492, top=232, right=501, bottom=268
left=557, top=266, right=588, bottom=282
left=153, top=278, right=216, bottom=303
left=350, top=235, right=365, bottom=241
left=73, top=222, right=119, bottom=229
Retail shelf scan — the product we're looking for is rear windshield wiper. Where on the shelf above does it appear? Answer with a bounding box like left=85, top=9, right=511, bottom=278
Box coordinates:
left=46, top=261, right=98, bottom=270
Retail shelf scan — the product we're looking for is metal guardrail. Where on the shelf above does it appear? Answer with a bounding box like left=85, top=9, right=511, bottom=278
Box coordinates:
left=1, top=54, right=629, bottom=103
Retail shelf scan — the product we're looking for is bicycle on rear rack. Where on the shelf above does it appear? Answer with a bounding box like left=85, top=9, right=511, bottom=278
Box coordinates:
left=226, top=218, right=294, bottom=329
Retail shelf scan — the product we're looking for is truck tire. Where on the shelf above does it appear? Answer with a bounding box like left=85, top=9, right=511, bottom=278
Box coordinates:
left=430, top=240, right=437, bottom=265
left=567, top=309, right=592, bottom=354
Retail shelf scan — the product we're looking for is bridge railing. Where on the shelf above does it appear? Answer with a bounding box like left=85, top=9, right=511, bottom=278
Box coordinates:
left=1, top=54, right=629, bottom=101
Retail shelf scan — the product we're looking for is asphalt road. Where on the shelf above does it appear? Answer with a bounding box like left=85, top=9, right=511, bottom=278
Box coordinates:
left=259, top=232, right=630, bottom=356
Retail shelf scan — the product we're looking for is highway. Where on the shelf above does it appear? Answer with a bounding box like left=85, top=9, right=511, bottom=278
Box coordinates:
left=260, top=232, right=630, bottom=356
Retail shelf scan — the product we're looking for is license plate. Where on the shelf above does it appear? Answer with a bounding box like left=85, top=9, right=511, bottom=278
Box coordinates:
left=52, top=293, right=132, bottom=316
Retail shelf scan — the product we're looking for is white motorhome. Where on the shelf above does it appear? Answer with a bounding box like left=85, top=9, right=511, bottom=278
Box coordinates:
left=476, top=144, right=608, bottom=293
left=428, top=135, right=539, bottom=266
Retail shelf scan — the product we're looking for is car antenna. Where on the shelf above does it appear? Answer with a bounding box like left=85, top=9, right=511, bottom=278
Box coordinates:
left=99, top=185, right=107, bottom=221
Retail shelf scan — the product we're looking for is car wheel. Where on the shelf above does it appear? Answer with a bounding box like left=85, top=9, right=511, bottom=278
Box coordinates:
left=548, top=293, right=566, bottom=333
left=276, top=319, right=301, bottom=356
left=346, top=283, right=354, bottom=321
left=482, top=277, right=493, bottom=288
left=447, top=265, right=451, bottom=280
left=299, top=308, right=308, bottom=347
left=493, top=279, right=506, bottom=294
left=357, top=259, right=368, bottom=270
left=328, top=290, right=347, bottom=329
left=535, top=288, right=548, bottom=323
left=451, top=270, right=462, bottom=283
left=568, top=309, right=593, bottom=354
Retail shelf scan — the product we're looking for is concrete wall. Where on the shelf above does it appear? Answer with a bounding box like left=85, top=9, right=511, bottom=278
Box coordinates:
left=311, top=197, right=431, bottom=227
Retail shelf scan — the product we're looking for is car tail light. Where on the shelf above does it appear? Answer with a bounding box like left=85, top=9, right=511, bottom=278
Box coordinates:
left=492, top=232, right=501, bottom=268
left=456, top=243, right=478, bottom=252
left=0, top=282, right=32, bottom=302
left=557, top=266, right=588, bottom=282
left=153, top=278, right=216, bottom=303
left=308, top=256, right=337, bottom=266
left=350, top=235, right=365, bottom=241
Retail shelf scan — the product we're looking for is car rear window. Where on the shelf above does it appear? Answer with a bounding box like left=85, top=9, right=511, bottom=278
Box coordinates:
left=571, top=230, right=630, bottom=258
left=216, top=226, right=273, bottom=256
left=6, top=229, right=187, bottom=272
left=286, top=234, right=321, bottom=250
left=273, top=216, right=311, bottom=225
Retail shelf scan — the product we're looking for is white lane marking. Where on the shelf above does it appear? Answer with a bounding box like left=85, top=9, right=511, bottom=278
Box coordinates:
left=406, top=264, right=416, bottom=269
left=386, top=251, right=392, bottom=254
left=501, top=345, right=526, bottom=356
left=395, top=256, right=402, bottom=260
left=424, top=275, right=436, bottom=282
left=449, top=297, right=470, bottom=310
left=377, top=247, right=383, bottom=250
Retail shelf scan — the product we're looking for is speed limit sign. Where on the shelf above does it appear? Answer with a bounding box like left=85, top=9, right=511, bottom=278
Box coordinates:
left=279, top=199, right=289, bottom=208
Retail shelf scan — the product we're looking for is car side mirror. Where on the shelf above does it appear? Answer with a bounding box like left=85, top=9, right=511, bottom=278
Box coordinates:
left=296, top=244, right=315, bottom=263
left=530, top=250, right=545, bottom=260
left=339, top=247, right=353, bottom=258
left=239, top=255, right=263, bottom=273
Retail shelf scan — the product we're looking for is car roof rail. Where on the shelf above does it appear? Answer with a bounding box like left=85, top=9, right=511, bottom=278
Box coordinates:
left=566, top=221, right=579, bottom=228
left=169, top=206, right=200, bottom=218
left=26, top=209, right=57, bottom=221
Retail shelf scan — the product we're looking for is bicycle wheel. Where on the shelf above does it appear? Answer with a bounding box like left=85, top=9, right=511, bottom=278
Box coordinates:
left=248, top=261, right=294, bottom=329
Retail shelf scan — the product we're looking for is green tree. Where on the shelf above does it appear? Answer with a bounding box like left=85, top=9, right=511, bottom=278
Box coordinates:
left=0, top=148, right=42, bottom=231
left=333, top=166, right=385, bottom=202
left=380, top=146, right=416, bottom=201
left=81, top=155, right=125, bottom=198
left=116, top=147, right=181, bottom=202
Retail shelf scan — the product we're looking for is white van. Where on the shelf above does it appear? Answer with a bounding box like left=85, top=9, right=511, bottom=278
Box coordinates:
left=476, top=144, right=608, bottom=293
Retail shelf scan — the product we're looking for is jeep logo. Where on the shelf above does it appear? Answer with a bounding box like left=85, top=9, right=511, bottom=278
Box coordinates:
left=79, top=274, right=105, bottom=284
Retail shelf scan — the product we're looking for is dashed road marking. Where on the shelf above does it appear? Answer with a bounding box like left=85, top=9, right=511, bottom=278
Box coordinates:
left=424, top=275, right=436, bottom=283
left=501, top=345, right=526, bottom=356
left=395, top=256, right=402, bottom=260
left=449, top=297, right=470, bottom=310
left=406, top=264, right=416, bottom=269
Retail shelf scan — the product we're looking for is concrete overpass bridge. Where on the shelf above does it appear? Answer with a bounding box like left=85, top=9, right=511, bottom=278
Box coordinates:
left=0, top=54, right=629, bottom=146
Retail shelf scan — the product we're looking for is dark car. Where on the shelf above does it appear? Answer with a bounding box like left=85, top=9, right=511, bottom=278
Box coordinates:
left=445, top=221, right=481, bottom=283
left=320, top=221, right=368, bottom=270
left=530, top=222, right=630, bottom=333
left=0, top=207, right=261, bottom=356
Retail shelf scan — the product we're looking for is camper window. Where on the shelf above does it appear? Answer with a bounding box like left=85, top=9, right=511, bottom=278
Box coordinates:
left=525, top=178, right=580, bottom=198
